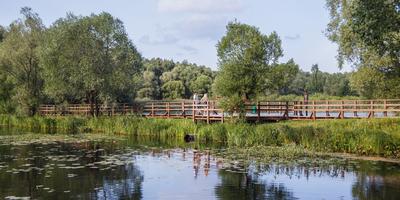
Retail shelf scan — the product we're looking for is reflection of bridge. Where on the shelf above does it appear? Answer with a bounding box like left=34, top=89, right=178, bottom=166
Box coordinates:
left=39, top=99, right=400, bottom=123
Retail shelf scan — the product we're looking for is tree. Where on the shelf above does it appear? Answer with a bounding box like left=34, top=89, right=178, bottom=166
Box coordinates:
left=190, top=74, right=213, bottom=95
left=326, top=0, right=400, bottom=98
left=0, top=7, right=44, bottom=115
left=267, top=59, right=299, bottom=95
left=162, top=81, right=185, bottom=99
left=137, top=70, right=161, bottom=100
left=40, top=12, right=142, bottom=115
left=309, top=64, right=326, bottom=93
left=323, top=73, right=353, bottom=96
left=350, top=66, right=400, bottom=99
left=214, top=21, right=283, bottom=112
left=0, top=26, right=5, bottom=42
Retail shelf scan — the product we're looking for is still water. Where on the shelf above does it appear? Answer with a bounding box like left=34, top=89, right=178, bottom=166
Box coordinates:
left=0, top=132, right=399, bottom=200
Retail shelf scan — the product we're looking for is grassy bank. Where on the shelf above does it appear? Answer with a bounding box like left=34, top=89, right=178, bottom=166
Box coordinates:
left=0, top=115, right=399, bottom=158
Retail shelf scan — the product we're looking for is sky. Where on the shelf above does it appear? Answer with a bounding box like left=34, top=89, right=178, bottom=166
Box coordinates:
left=0, top=0, right=352, bottom=73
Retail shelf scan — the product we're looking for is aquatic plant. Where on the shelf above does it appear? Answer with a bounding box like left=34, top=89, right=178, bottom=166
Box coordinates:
left=0, top=114, right=399, bottom=158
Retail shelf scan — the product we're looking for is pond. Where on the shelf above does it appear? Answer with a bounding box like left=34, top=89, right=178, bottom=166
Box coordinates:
left=0, top=130, right=399, bottom=200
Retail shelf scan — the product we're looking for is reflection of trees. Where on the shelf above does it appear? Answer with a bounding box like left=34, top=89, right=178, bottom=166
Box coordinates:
left=0, top=142, right=144, bottom=200
left=92, top=164, right=143, bottom=200
left=351, top=162, right=400, bottom=200
left=214, top=170, right=297, bottom=200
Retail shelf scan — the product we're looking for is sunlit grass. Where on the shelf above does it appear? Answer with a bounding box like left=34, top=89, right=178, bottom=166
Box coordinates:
left=0, top=115, right=399, bottom=158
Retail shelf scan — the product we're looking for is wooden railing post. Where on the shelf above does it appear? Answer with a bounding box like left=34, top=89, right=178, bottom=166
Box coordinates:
left=221, top=109, right=224, bottom=123
left=384, top=100, right=388, bottom=117
left=151, top=103, right=154, bottom=117
left=312, top=100, right=316, bottom=120
left=192, top=101, right=195, bottom=122
left=206, top=101, right=210, bottom=124
left=182, top=102, right=186, bottom=118
left=340, top=100, right=344, bottom=119
left=284, top=101, right=289, bottom=119
left=354, top=101, right=358, bottom=117
left=326, top=100, right=330, bottom=117
left=167, top=102, right=170, bottom=117
left=299, top=101, right=303, bottom=117
left=369, top=100, right=374, bottom=118
left=257, top=101, right=261, bottom=121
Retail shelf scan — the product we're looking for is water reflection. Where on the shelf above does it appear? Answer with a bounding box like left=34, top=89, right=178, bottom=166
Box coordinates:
left=0, top=134, right=399, bottom=199
left=351, top=162, right=400, bottom=200
left=215, top=170, right=296, bottom=200
left=0, top=142, right=144, bottom=199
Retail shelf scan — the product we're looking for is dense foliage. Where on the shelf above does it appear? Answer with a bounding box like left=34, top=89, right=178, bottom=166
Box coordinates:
left=0, top=6, right=398, bottom=116
left=326, top=0, right=400, bottom=98
left=40, top=12, right=142, bottom=115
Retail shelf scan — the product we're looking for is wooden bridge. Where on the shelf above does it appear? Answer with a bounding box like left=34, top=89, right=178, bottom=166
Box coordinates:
left=39, top=99, right=400, bottom=123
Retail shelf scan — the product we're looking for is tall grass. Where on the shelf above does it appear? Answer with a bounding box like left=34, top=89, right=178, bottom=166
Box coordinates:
left=0, top=114, right=399, bottom=158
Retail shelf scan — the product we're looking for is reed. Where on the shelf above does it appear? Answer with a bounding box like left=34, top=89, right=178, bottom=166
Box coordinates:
left=0, top=114, right=399, bottom=158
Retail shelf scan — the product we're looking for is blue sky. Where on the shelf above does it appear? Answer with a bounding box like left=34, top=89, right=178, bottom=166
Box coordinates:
left=0, top=0, right=351, bottom=72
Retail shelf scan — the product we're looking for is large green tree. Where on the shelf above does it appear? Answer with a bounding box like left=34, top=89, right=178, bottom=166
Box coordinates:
left=0, top=7, right=44, bottom=115
left=214, top=21, right=283, bottom=112
left=326, top=0, right=400, bottom=98
left=161, top=80, right=185, bottom=99
left=40, top=12, right=142, bottom=115
left=267, top=59, right=299, bottom=95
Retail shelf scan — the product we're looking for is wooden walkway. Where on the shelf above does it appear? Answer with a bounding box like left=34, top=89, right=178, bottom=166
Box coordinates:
left=39, top=99, right=400, bottom=123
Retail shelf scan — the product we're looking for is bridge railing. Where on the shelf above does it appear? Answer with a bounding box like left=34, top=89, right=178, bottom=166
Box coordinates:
left=39, top=99, right=400, bottom=122
left=38, top=103, right=140, bottom=116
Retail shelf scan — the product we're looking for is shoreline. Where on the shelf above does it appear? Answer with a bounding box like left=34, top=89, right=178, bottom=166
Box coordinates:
left=1, top=115, right=399, bottom=160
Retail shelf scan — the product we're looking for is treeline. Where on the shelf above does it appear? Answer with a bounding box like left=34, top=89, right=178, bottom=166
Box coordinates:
left=138, top=58, right=215, bottom=100
left=0, top=2, right=398, bottom=116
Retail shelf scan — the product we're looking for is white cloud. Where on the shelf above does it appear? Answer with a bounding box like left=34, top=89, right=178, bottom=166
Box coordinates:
left=285, top=34, right=301, bottom=40
left=157, top=0, right=244, bottom=13
left=139, top=34, right=179, bottom=45
left=167, top=15, right=227, bottom=40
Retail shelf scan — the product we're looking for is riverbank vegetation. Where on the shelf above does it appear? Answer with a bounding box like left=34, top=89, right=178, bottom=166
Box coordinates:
left=1, top=1, right=398, bottom=116
left=1, top=115, right=399, bottom=159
